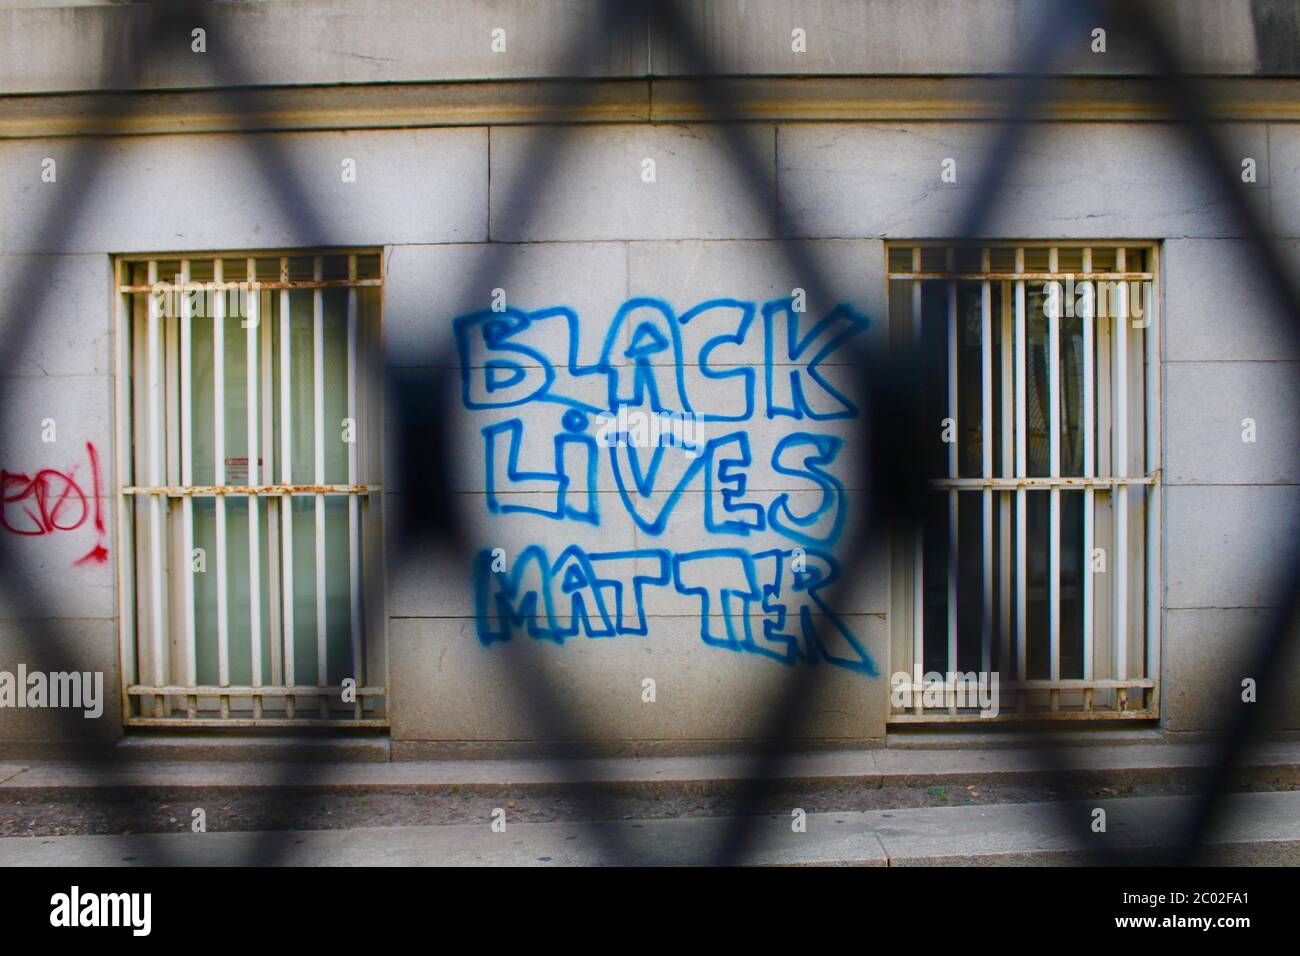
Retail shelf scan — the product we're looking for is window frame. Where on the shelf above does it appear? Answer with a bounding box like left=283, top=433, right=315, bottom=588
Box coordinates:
left=113, top=250, right=388, bottom=728
left=884, top=241, right=1162, bottom=722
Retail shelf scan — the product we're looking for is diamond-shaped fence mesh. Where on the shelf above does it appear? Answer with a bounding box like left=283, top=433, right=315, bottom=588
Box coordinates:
left=0, top=0, right=1295, bottom=868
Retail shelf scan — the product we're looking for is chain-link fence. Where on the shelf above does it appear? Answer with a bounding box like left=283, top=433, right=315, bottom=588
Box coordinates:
left=1, top=0, right=1296, bottom=867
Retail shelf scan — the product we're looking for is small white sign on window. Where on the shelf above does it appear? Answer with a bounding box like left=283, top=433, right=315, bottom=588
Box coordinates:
left=224, top=457, right=262, bottom=485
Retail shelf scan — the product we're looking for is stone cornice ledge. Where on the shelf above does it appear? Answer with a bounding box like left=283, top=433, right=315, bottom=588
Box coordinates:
left=1, top=76, right=1297, bottom=140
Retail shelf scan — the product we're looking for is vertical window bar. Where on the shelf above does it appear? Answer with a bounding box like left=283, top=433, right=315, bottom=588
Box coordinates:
left=1113, top=248, right=1130, bottom=710
left=1048, top=247, right=1062, bottom=711
left=313, top=257, right=329, bottom=718
left=163, top=281, right=181, bottom=713
left=246, top=258, right=263, bottom=719
left=911, top=247, right=923, bottom=713
left=1145, top=246, right=1162, bottom=713
left=263, top=268, right=282, bottom=689
left=146, top=261, right=166, bottom=717
left=1013, top=248, right=1027, bottom=711
left=946, top=251, right=958, bottom=713
left=180, top=260, right=198, bottom=719
left=114, top=261, right=138, bottom=722
left=278, top=258, right=296, bottom=719
left=213, top=259, right=231, bottom=719
left=347, top=255, right=364, bottom=717
left=980, top=250, right=993, bottom=676
left=1082, top=247, right=1095, bottom=711
left=999, top=273, right=1014, bottom=692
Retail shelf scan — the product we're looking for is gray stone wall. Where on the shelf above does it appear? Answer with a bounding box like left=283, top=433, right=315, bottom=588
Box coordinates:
left=0, top=0, right=1287, bottom=96
left=0, top=0, right=1296, bottom=749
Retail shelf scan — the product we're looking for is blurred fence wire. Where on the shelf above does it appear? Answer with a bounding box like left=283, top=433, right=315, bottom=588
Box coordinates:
left=0, top=0, right=1295, bottom=867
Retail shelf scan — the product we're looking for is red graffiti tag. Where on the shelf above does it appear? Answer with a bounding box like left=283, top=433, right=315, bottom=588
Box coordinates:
left=0, top=442, right=108, bottom=566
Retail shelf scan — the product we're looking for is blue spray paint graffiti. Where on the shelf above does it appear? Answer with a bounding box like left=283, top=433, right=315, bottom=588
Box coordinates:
left=457, top=296, right=877, bottom=676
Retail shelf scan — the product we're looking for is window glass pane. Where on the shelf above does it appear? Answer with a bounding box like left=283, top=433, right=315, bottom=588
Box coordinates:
left=289, top=495, right=319, bottom=682
left=323, top=289, right=350, bottom=485
left=991, top=282, right=1007, bottom=478
left=957, top=282, right=983, bottom=477
left=222, top=295, right=255, bottom=482
left=1025, top=284, right=1050, bottom=476
left=992, top=490, right=1012, bottom=673
left=921, top=491, right=948, bottom=675
left=956, top=490, right=983, bottom=672
left=920, top=247, right=947, bottom=273
left=321, top=256, right=350, bottom=280
left=888, top=279, right=913, bottom=348
left=990, top=248, right=1016, bottom=273
left=1060, top=309, right=1085, bottom=476
left=221, top=258, right=247, bottom=282
left=288, top=290, right=316, bottom=484
left=919, top=282, right=948, bottom=478
left=1090, top=247, right=1116, bottom=271
left=954, top=245, right=982, bottom=274
left=1023, top=247, right=1050, bottom=272
left=1060, top=490, right=1085, bottom=679
left=1025, top=491, right=1051, bottom=679
left=193, top=497, right=219, bottom=684
left=221, top=497, right=274, bottom=686
left=288, top=256, right=315, bottom=281
left=191, top=304, right=216, bottom=484
left=156, top=259, right=181, bottom=284
left=323, top=496, right=354, bottom=683
left=1057, top=247, right=1084, bottom=273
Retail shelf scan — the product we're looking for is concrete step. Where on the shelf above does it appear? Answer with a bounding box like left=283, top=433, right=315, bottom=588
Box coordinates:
left=3, top=791, right=1296, bottom=866
left=2, top=742, right=1297, bottom=797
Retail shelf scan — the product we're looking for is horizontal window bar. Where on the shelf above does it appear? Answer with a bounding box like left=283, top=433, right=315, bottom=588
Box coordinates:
left=888, top=271, right=1154, bottom=281
left=893, top=678, right=1155, bottom=692
left=118, top=278, right=382, bottom=292
left=888, top=709, right=1156, bottom=723
left=928, top=475, right=1157, bottom=489
left=126, top=717, right=388, bottom=729
left=121, top=484, right=379, bottom=496
left=127, top=684, right=386, bottom=697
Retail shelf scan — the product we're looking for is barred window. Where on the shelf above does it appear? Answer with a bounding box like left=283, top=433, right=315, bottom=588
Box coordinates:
left=887, top=244, right=1160, bottom=720
left=115, top=252, right=386, bottom=726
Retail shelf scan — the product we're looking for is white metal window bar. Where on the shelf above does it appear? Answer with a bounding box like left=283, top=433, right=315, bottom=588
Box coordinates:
left=115, top=252, right=387, bottom=727
left=887, top=243, right=1160, bottom=721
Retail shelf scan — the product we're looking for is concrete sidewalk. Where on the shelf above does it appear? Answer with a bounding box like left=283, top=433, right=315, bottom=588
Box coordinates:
left=2, top=792, right=1297, bottom=866
left=1, top=740, right=1297, bottom=796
